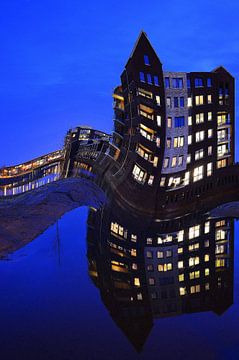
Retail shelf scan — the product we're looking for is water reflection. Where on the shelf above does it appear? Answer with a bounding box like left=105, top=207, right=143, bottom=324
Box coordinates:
left=87, top=198, right=234, bottom=351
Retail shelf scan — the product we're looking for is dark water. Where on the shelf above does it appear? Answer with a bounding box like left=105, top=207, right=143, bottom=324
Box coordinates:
left=1, top=206, right=239, bottom=360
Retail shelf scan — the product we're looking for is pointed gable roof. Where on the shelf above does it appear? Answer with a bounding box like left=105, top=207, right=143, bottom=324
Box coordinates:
left=126, top=31, right=161, bottom=67
left=212, top=65, right=234, bottom=78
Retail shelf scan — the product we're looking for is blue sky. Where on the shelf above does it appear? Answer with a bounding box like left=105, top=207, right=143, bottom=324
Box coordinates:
left=0, top=0, right=238, bottom=165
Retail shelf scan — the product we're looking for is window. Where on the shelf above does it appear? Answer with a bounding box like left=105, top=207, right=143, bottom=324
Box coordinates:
left=147, top=264, right=153, bottom=271
left=180, top=97, right=184, bottom=107
left=204, top=254, right=210, bottom=262
left=175, top=116, right=185, bottom=127
left=208, top=129, right=213, bottom=138
left=205, top=268, right=210, bottom=276
left=167, top=117, right=172, bottom=128
left=208, top=112, right=212, bottom=121
left=166, top=97, right=171, bottom=107
left=207, top=94, right=212, bottom=104
left=208, top=146, right=212, bottom=156
left=160, top=177, right=166, bottom=186
left=189, top=271, right=200, bottom=279
left=204, top=221, right=210, bottom=234
left=172, top=156, right=177, bottom=167
left=188, top=135, right=192, bottom=145
left=154, top=76, right=159, bottom=86
left=193, top=165, right=203, bottom=182
left=156, top=95, right=161, bottom=105
left=217, top=144, right=228, bottom=157
left=134, top=278, right=141, bottom=286
left=195, top=78, right=203, bottom=87
left=147, top=73, right=152, bottom=84
left=178, top=261, right=184, bottom=269
left=148, top=278, right=155, bottom=286
left=189, top=225, right=200, bottom=239
left=157, top=251, right=163, bottom=258
left=165, top=77, right=170, bottom=88
left=195, top=95, right=204, bottom=105
left=207, top=162, right=212, bottom=176
left=178, top=156, right=183, bottom=166
left=166, top=250, right=172, bottom=257
left=187, top=77, right=191, bottom=88
left=195, top=131, right=205, bottom=142
left=180, top=287, right=186, bottom=296
left=178, top=247, right=183, bottom=253
left=158, top=263, right=173, bottom=272
left=139, top=72, right=145, bottom=82
left=196, top=113, right=204, bottom=124
left=189, top=256, right=200, bottom=267
left=188, top=243, right=199, bottom=251
left=190, top=285, right=200, bottom=294
left=166, top=138, right=171, bottom=148
left=172, top=77, right=183, bottom=88
left=195, top=149, right=204, bottom=160
left=156, top=138, right=160, bottom=147
left=148, top=175, right=154, bottom=185
left=187, top=154, right=191, bottom=164
left=217, top=159, right=227, bottom=169
left=187, top=97, right=192, bottom=107
left=163, top=158, right=169, bottom=168
left=144, top=54, right=150, bottom=65
left=146, top=251, right=153, bottom=258
left=173, top=136, right=184, bottom=148
left=207, top=78, right=212, bottom=87
left=174, top=97, right=179, bottom=108
left=132, top=164, right=147, bottom=184
left=157, top=115, right=161, bottom=126
left=179, top=274, right=184, bottom=282
left=184, top=171, right=190, bottom=185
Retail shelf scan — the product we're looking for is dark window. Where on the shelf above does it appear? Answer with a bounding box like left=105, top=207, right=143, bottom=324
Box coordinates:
left=207, top=78, right=212, bottom=87
left=144, top=55, right=150, bottom=65
left=165, top=77, right=170, bottom=88
left=154, top=75, right=159, bottom=86
left=174, top=97, right=179, bottom=107
left=175, top=116, right=185, bottom=127
left=147, top=73, right=152, bottom=84
left=180, top=97, right=184, bottom=107
left=195, top=78, right=203, bottom=87
left=172, top=78, right=183, bottom=88
left=139, top=72, right=145, bottom=82
left=187, top=77, right=191, bottom=88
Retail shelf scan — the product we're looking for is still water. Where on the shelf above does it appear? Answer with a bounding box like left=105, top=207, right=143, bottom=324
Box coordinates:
left=1, top=206, right=239, bottom=360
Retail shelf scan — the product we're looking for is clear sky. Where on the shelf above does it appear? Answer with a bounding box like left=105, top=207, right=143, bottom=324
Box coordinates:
left=0, top=0, right=238, bottom=166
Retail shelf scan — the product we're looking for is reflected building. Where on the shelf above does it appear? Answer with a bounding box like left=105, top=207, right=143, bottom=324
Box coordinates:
left=86, top=198, right=234, bottom=351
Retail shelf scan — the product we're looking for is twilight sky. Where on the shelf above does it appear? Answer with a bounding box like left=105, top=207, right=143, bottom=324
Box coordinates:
left=0, top=0, right=238, bottom=165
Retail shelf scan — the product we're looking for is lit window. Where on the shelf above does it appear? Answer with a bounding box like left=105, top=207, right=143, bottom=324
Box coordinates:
left=148, top=175, right=154, bottom=186
left=134, top=278, right=140, bottom=287
left=146, top=251, right=153, bottom=258
left=187, top=154, right=191, bottom=164
left=195, top=149, right=204, bottom=161
left=208, top=146, right=212, bottom=156
left=189, top=256, right=200, bottom=266
left=178, top=156, right=183, bottom=166
left=148, top=277, right=155, bottom=285
left=163, top=158, right=169, bottom=168
left=190, top=285, right=200, bottom=293
left=156, top=95, right=161, bottom=106
left=139, top=72, right=145, bottom=82
left=188, top=116, right=192, bottom=125
left=204, top=254, right=210, bottom=262
left=146, top=238, right=153, bottom=245
left=204, top=221, right=210, bottom=234
left=188, top=135, right=192, bottom=145
left=178, top=261, right=184, bottom=269
left=205, top=268, right=210, bottom=276
left=189, top=225, right=200, bottom=239
left=187, top=97, right=192, bottom=107
left=207, top=163, right=212, bottom=176
left=166, top=250, right=172, bottom=257
left=137, top=293, right=143, bottom=300
left=153, top=156, right=158, bottom=167
left=167, top=117, right=172, bottom=127
left=132, top=263, right=138, bottom=270
left=132, top=164, right=147, bottom=184
left=193, top=166, right=204, bottom=182
left=174, top=136, right=184, bottom=148
left=195, top=131, right=205, bottom=142
left=179, top=274, right=184, bottom=282
left=178, top=247, right=183, bottom=253
left=179, top=287, right=186, bottom=296
left=178, top=230, right=184, bottom=242
left=208, top=112, right=212, bottom=121
left=166, top=138, right=171, bottom=148
left=157, top=251, right=163, bottom=258
left=208, top=129, right=213, bottom=138
left=195, top=95, right=204, bottom=105
left=204, top=240, right=209, bottom=247
left=160, top=177, right=166, bottom=186
left=217, top=159, right=227, bottom=169
left=166, top=97, right=171, bottom=107
left=144, top=54, right=150, bottom=65
left=171, top=157, right=177, bottom=167
left=207, top=94, right=212, bottom=104
left=196, top=113, right=204, bottom=124
left=157, top=115, right=161, bottom=126
left=184, top=171, right=190, bottom=185
left=189, top=270, right=200, bottom=279
left=158, top=263, right=173, bottom=272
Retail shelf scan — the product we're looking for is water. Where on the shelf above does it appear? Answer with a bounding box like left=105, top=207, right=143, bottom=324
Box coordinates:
left=1, top=206, right=239, bottom=360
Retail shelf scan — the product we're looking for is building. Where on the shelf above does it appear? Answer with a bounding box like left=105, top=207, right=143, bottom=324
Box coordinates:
left=100, top=31, right=235, bottom=216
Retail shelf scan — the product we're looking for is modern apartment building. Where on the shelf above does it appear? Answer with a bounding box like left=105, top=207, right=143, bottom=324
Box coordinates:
left=106, top=31, right=234, bottom=200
